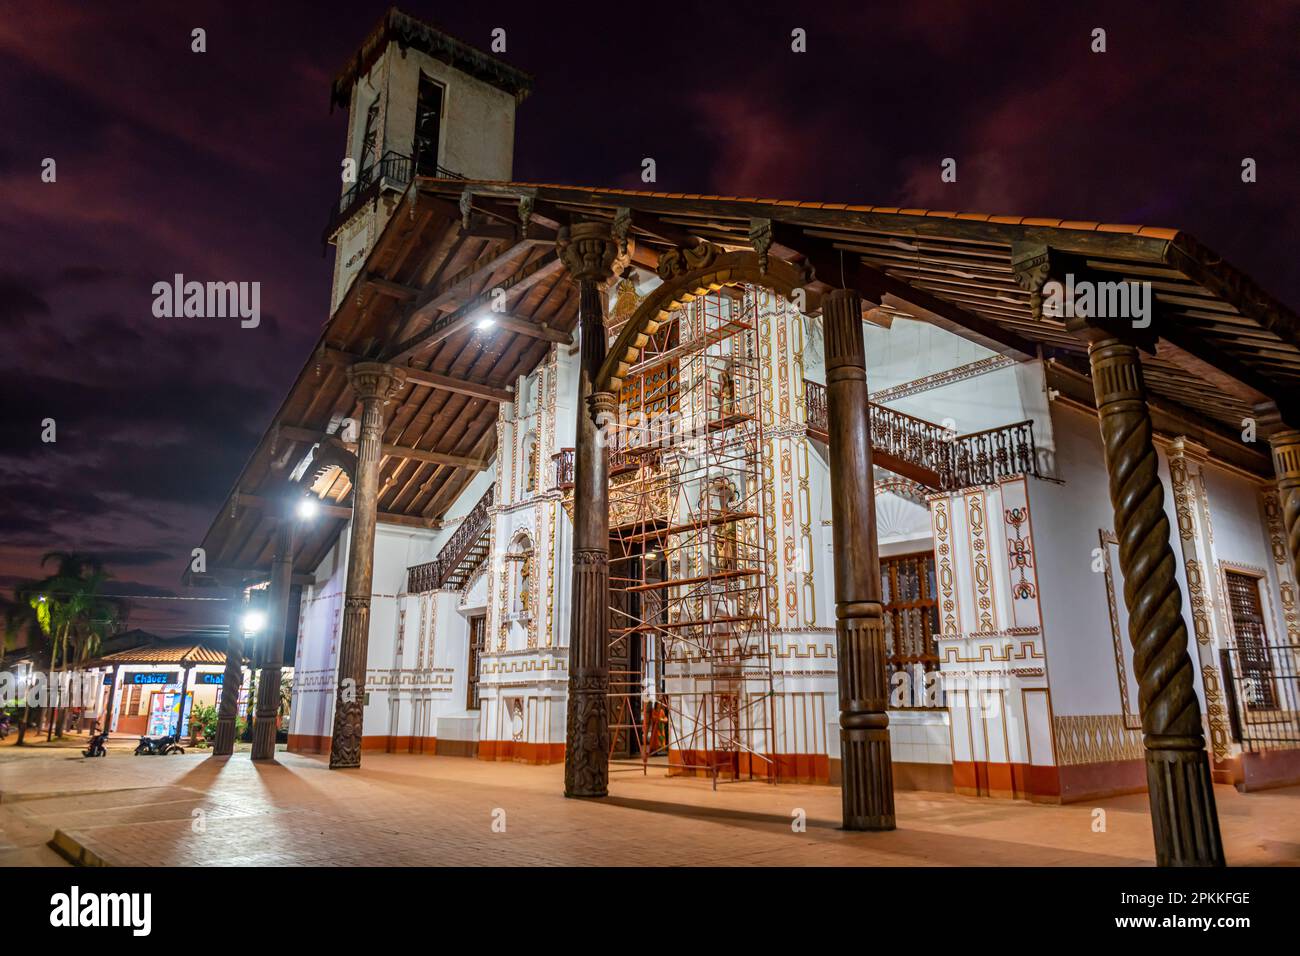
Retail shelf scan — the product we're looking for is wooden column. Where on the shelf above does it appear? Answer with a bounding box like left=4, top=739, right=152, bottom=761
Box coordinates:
left=212, top=588, right=246, bottom=756
left=329, top=362, right=407, bottom=769
left=1088, top=336, right=1224, bottom=866
left=823, top=288, right=895, bottom=830
left=558, top=222, right=616, bottom=798
left=252, top=520, right=294, bottom=761
left=1269, top=428, right=1300, bottom=584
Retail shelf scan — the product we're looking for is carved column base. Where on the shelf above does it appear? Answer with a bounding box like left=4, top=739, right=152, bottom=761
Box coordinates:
left=211, top=597, right=245, bottom=758
left=1145, top=741, right=1225, bottom=867
left=211, top=719, right=237, bottom=757
left=250, top=666, right=281, bottom=761
left=329, top=700, right=363, bottom=769
left=841, top=727, right=896, bottom=831
left=837, top=606, right=895, bottom=830
left=564, top=671, right=610, bottom=798
left=328, top=597, right=370, bottom=770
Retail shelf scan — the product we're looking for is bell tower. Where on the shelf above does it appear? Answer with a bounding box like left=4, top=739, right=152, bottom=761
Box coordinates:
left=324, top=7, right=533, bottom=311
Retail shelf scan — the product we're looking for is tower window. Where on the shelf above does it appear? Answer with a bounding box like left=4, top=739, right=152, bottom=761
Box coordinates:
left=414, top=74, right=444, bottom=176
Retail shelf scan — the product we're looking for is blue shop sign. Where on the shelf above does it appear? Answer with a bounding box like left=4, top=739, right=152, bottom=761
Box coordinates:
left=128, top=671, right=179, bottom=685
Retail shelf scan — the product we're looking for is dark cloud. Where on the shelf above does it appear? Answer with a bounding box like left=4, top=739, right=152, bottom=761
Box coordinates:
left=2, top=0, right=1297, bottom=635
left=0, top=273, right=50, bottom=331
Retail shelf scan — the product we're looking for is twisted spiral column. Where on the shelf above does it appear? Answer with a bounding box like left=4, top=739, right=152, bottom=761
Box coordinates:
left=211, top=587, right=246, bottom=756
left=1089, top=338, right=1223, bottom=866
left=824, top=288, right=895, bottom=830
left=329, top=362, right=406, bottom=769
left=558, top=222, right=617, bottom=798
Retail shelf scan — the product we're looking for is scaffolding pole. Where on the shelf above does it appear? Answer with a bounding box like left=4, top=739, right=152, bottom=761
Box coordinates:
left=605, top=286, right=777, bottom=786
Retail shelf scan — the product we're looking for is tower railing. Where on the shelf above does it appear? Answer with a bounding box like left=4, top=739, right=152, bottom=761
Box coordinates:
left=326, top=149, right=464, bottom=240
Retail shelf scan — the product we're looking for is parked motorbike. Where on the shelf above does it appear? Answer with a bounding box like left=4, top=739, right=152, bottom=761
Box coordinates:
left=134, top=734, right=185, bottom=756
left=83, top=729, right=109, bottom=757
left=0, top=714, right=12, bottom=740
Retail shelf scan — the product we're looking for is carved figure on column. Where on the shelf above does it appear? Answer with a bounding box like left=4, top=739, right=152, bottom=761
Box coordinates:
left=329, top=362, right=406, bottom=769
left=211, top=588, right=246, bottom=756
left=557, top=221, right=618, bottom=798
left=1088, top=336, right=1224, bottom=866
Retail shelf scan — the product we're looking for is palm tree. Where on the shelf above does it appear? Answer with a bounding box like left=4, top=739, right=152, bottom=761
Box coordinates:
left=2, top=587, right=50, bottom=745
left=31, top=554, right=123, bottom=738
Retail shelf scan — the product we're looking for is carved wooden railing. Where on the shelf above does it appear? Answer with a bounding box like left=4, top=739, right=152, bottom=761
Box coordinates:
left=552, top=445, right=643, bottom=490
left=553, top=449, right=575, bottom=490
left=804, top=380, right=1038, bottom=491
left=407, top=485, right=494, bottom=593
left=950, top=420, right=1039, bottom=489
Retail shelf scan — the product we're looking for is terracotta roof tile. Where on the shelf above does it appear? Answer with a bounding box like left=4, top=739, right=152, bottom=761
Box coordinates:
left=430, top=177, right=1185, bottom=244
left=1138, top=226, right=1179, bottom=240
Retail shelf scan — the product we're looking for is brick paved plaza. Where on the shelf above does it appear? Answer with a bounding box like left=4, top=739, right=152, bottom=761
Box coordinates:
left=2, top=741, right=1298, bottom=867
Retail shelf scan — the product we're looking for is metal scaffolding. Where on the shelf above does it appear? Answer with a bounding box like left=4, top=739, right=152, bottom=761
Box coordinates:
left=605, top=285, right=776, bottom=785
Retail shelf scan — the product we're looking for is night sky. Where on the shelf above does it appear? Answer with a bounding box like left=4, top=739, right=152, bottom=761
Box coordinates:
left=2, top=0, right=1298, bottom=638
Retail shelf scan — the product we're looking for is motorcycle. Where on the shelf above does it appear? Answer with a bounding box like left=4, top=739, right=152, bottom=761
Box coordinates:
left=83, top=729, right=109, bottom=757
left=134, top=734, right=185, bottom=756
left=0, top=714, right=12, bottom=740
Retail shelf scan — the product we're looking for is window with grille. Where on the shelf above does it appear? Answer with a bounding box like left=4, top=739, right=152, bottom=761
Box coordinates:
left=881, top=552, right=941, bottom=708
left=413, top=74, right=444, bottom=177
left=1224, top=570, right=1277, bottom=710
left=466, top=615, right=485, bottom=710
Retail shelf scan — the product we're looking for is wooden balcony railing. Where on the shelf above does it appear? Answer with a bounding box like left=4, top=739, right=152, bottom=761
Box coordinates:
left=552, top=444, right=644, bottom=491
left=804, top=380, right=1038, bottom=491
left=406, top=485, right=494, bottom=593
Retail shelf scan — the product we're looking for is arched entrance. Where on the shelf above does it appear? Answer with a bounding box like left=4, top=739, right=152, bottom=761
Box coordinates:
left=560, top=230, right=895, bottom=830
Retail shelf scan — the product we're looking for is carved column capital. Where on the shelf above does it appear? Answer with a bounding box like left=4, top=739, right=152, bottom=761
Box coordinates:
left=588, top=390, right=618, bottom=426
left=557, top=221, right=617, bottom=284
left=347, top=361, right=406, bottom=404
left=823, top=287, right=867, bottom=372
left=1270, top=428, right=1300, bottom=485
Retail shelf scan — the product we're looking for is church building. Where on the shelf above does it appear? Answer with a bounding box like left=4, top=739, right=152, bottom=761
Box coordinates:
left=195, top=8, right=1300, bottom=868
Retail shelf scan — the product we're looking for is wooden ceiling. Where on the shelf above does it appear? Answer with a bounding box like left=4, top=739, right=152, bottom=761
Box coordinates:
left=196, top=178, right=1300, bottom=580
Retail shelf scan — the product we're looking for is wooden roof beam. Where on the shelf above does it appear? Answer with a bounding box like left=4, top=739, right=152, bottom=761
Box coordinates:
left=363, top=273, right=420, bottom=299
left=232, top=492, right=444, bottom=530
left=401, top=366, right=513, bottom=402
left=271, top=425, right=490, bottom=470
left=769, top=222, right=1038, bottom=361
left=383, top=251, right=562, bottom=364
left=486, top=312, right=572, bottom=344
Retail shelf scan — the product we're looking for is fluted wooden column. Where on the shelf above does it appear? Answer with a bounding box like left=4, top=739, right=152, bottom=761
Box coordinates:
left=823, top=288, right=895, bottom=830
left=252, top=519, right=294, bottom=760
left=329, top=362, right=406, bottom=769
left=559, top=222, right=616, bottom=798
left=1088, top=337, right=1224, bottom=866
left=212, top=587, right=246, bottom=756
left=1270, top=429, right=1300, bottom=585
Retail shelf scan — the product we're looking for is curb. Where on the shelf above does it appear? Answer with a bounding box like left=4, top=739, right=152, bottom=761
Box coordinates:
left=47, top=829, right=114, bottom=867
